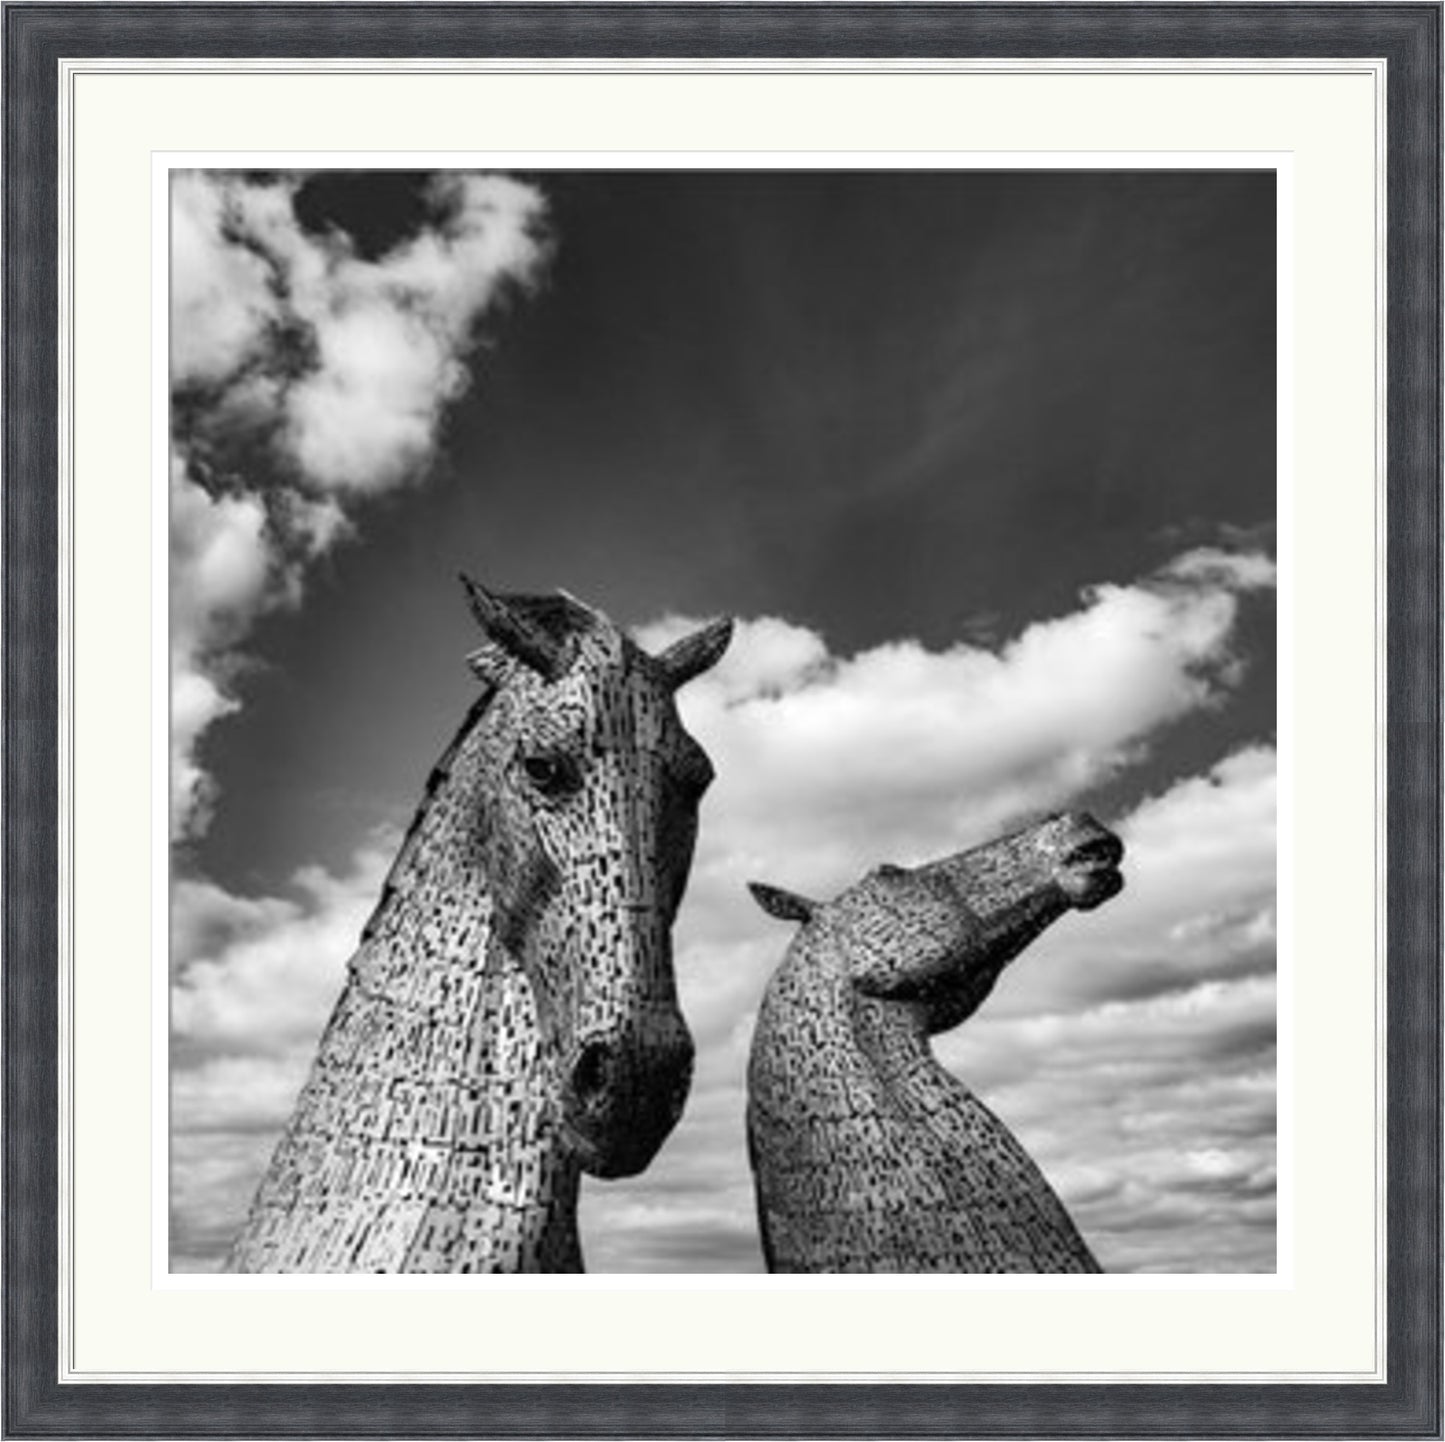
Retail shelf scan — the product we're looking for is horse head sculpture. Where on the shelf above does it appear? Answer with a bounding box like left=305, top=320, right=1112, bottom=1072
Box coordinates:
left=746, top=812, right=1124, bottom=1273
left=457, top=578, right=731, bottom=1178
left=225, top=579, right=731, bottom=1272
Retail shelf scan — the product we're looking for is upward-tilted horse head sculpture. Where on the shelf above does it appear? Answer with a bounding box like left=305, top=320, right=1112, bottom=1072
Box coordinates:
left=746, top=812, right=1124, bottom=1273
left=225, top=579, right=732, bottom=1272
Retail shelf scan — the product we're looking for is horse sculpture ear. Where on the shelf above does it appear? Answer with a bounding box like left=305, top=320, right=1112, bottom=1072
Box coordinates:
left=748, top=882, right=817, bottom=924
left=656, top=617, right=733, bottom=691
left=460, top=573, right=566, bottom=682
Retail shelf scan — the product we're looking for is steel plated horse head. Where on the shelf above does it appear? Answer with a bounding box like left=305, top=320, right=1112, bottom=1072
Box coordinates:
left=746, top=812, right=1124, bottom=1273
left=226, top=579, right=731, bottom=1272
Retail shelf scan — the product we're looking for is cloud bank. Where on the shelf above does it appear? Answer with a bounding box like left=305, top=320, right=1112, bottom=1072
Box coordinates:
left=169, top=171, right=548, bottom=837
left=170, top=548, right=1276, bottom=1272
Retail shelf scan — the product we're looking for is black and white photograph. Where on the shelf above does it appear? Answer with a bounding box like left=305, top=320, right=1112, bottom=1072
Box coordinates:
left=168, top=167, right=1278, bottom=1275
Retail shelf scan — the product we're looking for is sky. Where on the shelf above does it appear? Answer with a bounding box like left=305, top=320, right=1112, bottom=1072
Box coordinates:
left=169, top=168, right=1278, bottom=1273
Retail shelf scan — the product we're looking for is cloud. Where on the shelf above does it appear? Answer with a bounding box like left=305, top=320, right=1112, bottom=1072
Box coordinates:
left=943, top=975, right=1277, bottom=1272
left=169, top=170, right=548, bottom=838
left=172, top=171, right=546, bottom=494
left=170, top=173, right=279, bottom=388
left=1160, top=546, right=1277, bottom=590
left=637, top=546, right=1275, bottom=901
left=171, top=836, right=397, bottom=1064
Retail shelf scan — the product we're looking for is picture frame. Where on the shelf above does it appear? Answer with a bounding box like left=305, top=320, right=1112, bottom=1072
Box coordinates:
left=4, top=3, right=1439, bottom=1438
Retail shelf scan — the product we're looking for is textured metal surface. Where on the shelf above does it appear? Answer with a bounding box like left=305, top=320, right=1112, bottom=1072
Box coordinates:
left=748, top=814, right=1122, bottom=1272
left=225, top=587, right=730, bottom=1271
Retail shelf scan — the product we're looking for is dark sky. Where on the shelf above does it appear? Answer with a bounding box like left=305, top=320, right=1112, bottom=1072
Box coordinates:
left=194, top=169, right=1275, bottom=895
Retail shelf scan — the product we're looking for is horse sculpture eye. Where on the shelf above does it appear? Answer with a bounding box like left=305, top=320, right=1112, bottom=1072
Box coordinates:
left=520, top=752, right=578, bottom=798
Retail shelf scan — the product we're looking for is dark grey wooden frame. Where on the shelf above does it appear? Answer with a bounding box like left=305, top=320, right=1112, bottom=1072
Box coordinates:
left=4, top=5, right=1439, bottom=1438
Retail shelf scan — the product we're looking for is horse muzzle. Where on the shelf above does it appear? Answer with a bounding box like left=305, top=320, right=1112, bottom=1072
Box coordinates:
left=1045, top=812, right=1126, bottom=911
left=561, top=1019, right=695, bottom=1178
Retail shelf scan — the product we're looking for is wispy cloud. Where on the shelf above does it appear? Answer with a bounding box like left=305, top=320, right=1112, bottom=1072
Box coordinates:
left=171, top=548, right=1275, bottom=1272
left=169, top=171, right=548, bottom=837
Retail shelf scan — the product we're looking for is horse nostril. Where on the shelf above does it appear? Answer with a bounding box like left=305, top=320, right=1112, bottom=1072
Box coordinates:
left=1062, top=834, right=1124, bottom=868
left=571, top=1041, right=613, bottom=1107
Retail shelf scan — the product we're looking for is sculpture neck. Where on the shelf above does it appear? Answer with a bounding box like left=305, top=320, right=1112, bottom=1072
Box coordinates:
left=748, top=934, right=1099, bottom=1274
left=749, top=939, right=921, bottom=1115
left=352, top=695, right=583, bottom=1270
left=227, top=705, right=584, bottom=1273
left=922, top=888, right=1068, bottom=1034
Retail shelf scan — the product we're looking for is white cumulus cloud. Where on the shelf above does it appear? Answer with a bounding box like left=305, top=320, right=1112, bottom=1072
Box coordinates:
left=637, top=546, right=1275, bottom=901
left=169, top=170, right=548, bottom=837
